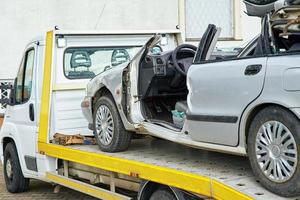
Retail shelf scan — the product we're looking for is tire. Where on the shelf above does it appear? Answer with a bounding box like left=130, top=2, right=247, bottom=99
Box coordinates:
left=149, top=189, right=176, bottom=200
left=3, top=143, right=30, bottom=193
left=248, top=106, right=300, bottom=197
left=93, top=95, right=131, bottom=152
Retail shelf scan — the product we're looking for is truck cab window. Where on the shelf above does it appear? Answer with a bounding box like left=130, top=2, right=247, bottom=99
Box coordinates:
left=64, top=47, right=140, bottom=79
left=15, top=49, right=35, bottom=104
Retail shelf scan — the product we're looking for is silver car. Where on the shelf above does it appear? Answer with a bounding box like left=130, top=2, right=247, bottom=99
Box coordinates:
left=82, top=3, right=300, bottom=197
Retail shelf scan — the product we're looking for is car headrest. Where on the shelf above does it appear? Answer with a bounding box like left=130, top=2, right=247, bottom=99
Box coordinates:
left=111, top=49, right=130, bottom=66
left=70, top=51, right=92, bottom=68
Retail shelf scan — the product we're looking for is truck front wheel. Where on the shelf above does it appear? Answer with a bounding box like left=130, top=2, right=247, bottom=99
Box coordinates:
left=93, top=95, right=131, bottom=152
left=3, top=142, right=29, bottom=193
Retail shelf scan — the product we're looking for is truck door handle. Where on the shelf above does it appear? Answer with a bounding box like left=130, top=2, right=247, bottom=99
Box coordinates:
left=244, top=64, right=262, bottom=76
left=29, top=103, right=34, bottom=121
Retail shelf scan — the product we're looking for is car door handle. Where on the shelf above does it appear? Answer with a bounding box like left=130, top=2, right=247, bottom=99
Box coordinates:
left=29, top=103, right=34, bottom=121
left=244, top=64, right=262, bottom=76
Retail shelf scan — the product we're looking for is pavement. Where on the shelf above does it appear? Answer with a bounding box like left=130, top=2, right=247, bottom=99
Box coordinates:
left=0, top=164, right=97, bottom=200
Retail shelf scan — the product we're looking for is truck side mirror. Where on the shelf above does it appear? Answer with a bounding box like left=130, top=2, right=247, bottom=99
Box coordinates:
left=0, top=79, right=15, bottom=107
left=8, top=78, right=17, bottom=106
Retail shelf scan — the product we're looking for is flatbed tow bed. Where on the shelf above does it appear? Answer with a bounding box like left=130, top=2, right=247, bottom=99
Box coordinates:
left=40, top=137, right=292, bottom=200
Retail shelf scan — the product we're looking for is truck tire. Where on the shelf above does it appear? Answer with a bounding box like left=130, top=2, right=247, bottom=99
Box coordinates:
left=248, top=106, right=300, bottom=197
left=149, top=189, right=177, bottom=200
left=3, top=142, right=30, bottom=193
left=93, top=95, right=131, bottom=152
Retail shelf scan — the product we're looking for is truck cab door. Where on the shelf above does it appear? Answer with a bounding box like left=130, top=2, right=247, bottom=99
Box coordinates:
left=4, top=43, right=38, bottom=175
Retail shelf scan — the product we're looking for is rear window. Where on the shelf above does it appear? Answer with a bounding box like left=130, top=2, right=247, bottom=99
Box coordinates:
left=64, top=46, right=141, bottom=79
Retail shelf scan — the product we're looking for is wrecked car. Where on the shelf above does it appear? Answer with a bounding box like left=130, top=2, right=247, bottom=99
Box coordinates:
left=82, top=2, right=300, bottom=197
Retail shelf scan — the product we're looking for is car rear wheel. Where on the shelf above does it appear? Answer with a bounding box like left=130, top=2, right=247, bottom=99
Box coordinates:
left=248, top=106, right=300, bottom=197
left=3, top=143, right=30, bottom=193
left=93, top=95, right=131, bottom=152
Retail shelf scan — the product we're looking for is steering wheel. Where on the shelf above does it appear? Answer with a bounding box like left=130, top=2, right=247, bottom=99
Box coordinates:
left=171, top=44, right=197, bottom=76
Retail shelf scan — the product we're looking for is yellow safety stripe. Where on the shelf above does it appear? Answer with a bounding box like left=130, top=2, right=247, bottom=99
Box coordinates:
left=46, top=172, right=131, bottom=200
left=38, top=31, right=53, bottom=145
left=211, top=180, right=253, bottom=200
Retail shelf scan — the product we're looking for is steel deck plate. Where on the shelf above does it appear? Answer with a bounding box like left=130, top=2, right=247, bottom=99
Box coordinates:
left=66, top=138, right=296, bottom=200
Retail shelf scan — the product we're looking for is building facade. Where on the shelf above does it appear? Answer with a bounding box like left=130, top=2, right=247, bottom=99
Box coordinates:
left=0, top=0, right=260, bottom=79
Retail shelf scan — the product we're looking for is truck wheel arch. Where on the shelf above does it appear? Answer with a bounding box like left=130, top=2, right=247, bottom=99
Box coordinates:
left=138, top=181, right=191, bottom=200
left=2, top=136, right=27, bottom=176
left=2, top=137, right=16, bottom=153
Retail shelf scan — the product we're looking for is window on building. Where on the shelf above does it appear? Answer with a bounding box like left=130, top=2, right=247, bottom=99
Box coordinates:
left=185, top=0, right=235, bottom=40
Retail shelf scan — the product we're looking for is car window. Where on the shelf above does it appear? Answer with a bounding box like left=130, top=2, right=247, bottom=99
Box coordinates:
left=15, top=49, right=35, bottom=104
left=237, top=36, right=259, bottom=58
left=64, top=47, right=141, bottom=79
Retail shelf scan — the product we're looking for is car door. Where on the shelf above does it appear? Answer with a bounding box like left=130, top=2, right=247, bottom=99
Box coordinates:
left=5, top=44, right=38, bottom=174
left=128, top=35, right=162, bottom=123
left=186, top=25, right=267, bottom=146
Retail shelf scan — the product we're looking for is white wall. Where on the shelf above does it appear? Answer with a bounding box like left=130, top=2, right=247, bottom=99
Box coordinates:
left=0, top=0, right=178, bottom=79
left=0, top=0, right=262, bottom=79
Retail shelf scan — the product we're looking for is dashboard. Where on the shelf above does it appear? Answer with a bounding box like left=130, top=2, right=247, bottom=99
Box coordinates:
left=139, top=50, right=194, bottom=98
left=145, top=51, right=175, bottom=77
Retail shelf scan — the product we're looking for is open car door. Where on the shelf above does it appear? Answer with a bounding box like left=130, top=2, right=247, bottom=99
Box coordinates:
left=186, top=24, right=268, bottom=146
left=128, top=34, right=162, bottom=123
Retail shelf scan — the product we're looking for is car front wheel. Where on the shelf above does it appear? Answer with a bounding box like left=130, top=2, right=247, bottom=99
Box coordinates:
left=93, top=95, right=131, bottom=152
left=248, top=106, right=300, bottom=197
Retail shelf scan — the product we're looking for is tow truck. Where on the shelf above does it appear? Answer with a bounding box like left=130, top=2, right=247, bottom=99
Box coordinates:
left=0, top=28, right=296, bottom=200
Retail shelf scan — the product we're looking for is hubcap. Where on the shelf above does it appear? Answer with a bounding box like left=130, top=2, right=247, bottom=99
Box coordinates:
left=6, top=159, right=12, bottom=178
left=255, top=121, right=298, bottom=183
left=95, top=105, right=114, bottom=145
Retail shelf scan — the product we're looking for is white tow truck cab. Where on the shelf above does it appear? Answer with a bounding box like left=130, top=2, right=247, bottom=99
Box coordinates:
left=0, top=30, right=292, bottom=200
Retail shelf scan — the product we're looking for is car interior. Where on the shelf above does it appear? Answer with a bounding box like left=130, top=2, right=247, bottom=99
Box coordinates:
left=136, top=25, right=260, bottom=129
left=137, top=6, right=300, bottom=130
left=138, top=44, right=194, bottom=129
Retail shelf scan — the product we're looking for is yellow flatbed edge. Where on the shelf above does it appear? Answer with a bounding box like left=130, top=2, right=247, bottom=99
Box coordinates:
left=39, top=141, right=252, bottom=200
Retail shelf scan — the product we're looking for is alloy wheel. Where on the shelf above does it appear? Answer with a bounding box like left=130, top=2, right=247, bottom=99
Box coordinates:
left=255, top=121, right=298, bottom=182
left=95, top=105, right=114, bottom=145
